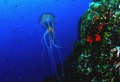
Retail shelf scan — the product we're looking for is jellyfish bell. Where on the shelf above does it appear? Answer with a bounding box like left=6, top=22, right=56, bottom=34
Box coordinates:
left=39, top=12, right=56, bottom=30
left=39, top=12, right=64, bottom=82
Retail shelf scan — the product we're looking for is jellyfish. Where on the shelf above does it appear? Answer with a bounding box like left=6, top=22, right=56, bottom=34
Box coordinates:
left=39, top=12, right=63, bottom=82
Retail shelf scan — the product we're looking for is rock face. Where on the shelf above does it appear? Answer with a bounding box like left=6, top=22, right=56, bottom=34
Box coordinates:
left=64, top=0, right=120, bottom=82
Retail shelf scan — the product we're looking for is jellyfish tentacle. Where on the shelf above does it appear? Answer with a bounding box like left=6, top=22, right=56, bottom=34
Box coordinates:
left=43, top=31, right=61, bottom=82
left=41, top=37, right=46, bottom=73
left=49, top=49, right=61, bottom=82
left=43, top=30, right=50, bottom=50
left=41, top=30, right=49, bottom=73
left=48, top=34, right=61, bottom=81
left=51, top=27, right=62, bottom=48
left=52, top=38, right=62, bottom=48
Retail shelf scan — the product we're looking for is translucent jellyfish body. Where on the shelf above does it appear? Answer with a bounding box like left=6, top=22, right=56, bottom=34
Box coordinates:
left=39, top=12, right=63, bottom=82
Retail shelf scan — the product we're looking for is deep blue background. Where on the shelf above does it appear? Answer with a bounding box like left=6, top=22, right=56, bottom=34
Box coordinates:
left=0, top=0, right=91, bottom=82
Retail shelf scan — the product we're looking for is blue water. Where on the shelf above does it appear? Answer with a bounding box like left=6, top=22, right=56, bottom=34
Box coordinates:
left=0, top=0, right=91, bottom=82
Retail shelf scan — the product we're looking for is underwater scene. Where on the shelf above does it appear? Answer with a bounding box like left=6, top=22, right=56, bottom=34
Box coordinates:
left=0, top=0, right=120, bottom=82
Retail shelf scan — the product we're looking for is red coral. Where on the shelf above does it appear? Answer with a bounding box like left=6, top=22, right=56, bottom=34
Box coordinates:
left=86, top=34, right=101, bottom=43
left=98, top=25, right=103, bottom=31
left=86, top=35, right=93, bottom=43
left=95, top=34, right=101, bottom=41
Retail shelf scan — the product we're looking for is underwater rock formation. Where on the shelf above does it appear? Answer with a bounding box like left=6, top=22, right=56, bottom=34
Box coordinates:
left=64, top=0, right=120, bottom=82
left=71, top=0, right=120, bottom=82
